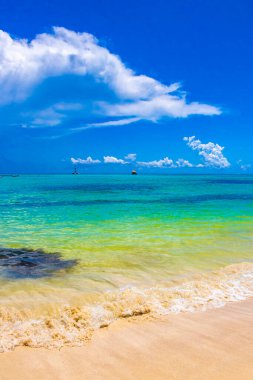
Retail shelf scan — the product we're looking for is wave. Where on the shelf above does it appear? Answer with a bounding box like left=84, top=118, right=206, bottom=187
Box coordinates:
left=1, top=262, right=253, bottom=352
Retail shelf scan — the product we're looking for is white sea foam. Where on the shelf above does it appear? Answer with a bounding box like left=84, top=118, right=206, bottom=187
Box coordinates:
left=1, top=262, right=253, bottom=352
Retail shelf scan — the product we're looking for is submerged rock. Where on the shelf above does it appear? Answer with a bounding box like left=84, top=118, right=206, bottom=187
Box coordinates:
left=0, top=247, right=77, bottom=279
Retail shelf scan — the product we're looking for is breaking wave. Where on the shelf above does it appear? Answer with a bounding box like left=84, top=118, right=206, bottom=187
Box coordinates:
left=1, top=262, right=253, bottom=352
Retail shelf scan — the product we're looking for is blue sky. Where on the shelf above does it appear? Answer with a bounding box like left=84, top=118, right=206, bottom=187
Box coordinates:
left=0, top=0, right=252, bottom=173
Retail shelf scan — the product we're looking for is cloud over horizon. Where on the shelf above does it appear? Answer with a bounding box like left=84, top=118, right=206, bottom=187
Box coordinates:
left=183, top=136, right=230, bottom=168
left=70, top=135, right=231, bottom=169
left=0, top=27, right=221, bottom=131
left=71, top=156, right=100, bottom=164
left=103, top=156, right=128, bottom=164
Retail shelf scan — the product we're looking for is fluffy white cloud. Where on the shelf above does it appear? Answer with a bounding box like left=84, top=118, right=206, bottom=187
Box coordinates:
left=184, top=136, right=230, bottom=168
left=71, top=156, right=100, bottom=164
left=0, top=27, right=220, bottom=128
left=137, top=157, right=196, bottom=168
left=103, top=156, right=128, bottom=164
left=176, top=158, right=193, bottom=167
left=69, top=136, right=231, bottom=169
left=137, top=157, right=175, bottom=168
left=70, top=155, right=196, bottom=168
left=124, top=153, right=137, bottom=161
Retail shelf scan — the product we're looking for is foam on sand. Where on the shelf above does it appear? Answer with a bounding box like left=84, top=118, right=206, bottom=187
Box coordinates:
left=1, top=262, right=253, bottom=352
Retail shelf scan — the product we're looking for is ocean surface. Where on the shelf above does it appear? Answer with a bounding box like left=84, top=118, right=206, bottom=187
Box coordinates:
left=0, top=174, right=253, bottom=350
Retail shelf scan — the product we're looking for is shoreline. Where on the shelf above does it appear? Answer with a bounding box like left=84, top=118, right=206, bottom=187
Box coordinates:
left=1, top=298, right=253, bottom=379
left=1, top=261, right=253, bottom=353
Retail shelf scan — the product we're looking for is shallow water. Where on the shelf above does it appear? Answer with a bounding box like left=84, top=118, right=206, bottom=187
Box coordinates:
left=0, top=174, right=253, bottom=350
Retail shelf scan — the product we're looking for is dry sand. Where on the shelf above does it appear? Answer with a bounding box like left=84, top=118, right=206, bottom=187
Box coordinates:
left=1, top=299, right=253, bottom=380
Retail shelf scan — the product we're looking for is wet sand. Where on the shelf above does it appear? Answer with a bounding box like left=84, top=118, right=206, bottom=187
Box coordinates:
left=1, top=299, right=253, bottom=380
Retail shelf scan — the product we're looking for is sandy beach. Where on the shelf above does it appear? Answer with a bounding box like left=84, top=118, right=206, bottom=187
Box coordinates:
left=1, top=298, right=253, bottom=380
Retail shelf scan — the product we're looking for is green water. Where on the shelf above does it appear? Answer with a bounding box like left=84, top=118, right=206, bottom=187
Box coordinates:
left=1, top=174, right=252, bottom=290
left=1, top=174, right=253, bottom=350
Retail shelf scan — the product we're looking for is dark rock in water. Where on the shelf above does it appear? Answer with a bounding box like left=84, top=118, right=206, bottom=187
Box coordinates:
left=10, top=260, right=37, bottom=267
left=0, top=247, right=77, bottom=279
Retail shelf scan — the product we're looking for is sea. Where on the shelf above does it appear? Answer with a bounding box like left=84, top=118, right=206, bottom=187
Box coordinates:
left=0, top=174, right=253, bottom=351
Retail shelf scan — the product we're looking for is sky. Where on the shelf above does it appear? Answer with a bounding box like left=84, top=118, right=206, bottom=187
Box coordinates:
left=0, top=0, right=252, bottom=173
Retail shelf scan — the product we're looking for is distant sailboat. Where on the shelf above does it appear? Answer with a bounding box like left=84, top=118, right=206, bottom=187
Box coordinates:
left=131, top=170, right=137, bottom=175
left=72, top=166, right=79, bottom=175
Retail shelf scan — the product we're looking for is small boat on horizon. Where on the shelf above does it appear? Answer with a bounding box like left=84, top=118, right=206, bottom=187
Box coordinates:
left=131, top=170, right=137, bottom=175
left=72, top=166, right=79, bottom=175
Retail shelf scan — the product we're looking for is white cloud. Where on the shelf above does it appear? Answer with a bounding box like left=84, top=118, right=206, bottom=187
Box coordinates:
left=0, top=26, right=177, bottom=105
left=26, top=107, right=64, bottom=128
left=71, top=156, right=100, bottom=164
left=184, top=136, right=230, bottom=168
left=0, top=27, right=220, bottom=128
left=237, top=160, right=251, bottom=170
left=69, top=137, right=231, bottom=170
left=176, top=158, right=193, bottom=167
left=74, top=117, right=141, bottom=131
left=137, top=157, right=175, bottom=168
left=101, top=95, right=220, bottom=121
left=23, top=103, right=83, bottom=128
left=70, top=154, right=196, bottom=169
left=137, top=157, right=196, bottom=168
left=124, top=153, right=137, bottom=161
left=240, top=164, right=251, bottom=170
left=103, top=156, right=128, bottom=164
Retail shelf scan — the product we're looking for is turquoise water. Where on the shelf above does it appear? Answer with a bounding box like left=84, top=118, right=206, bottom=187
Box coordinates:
left=0, top=174, right=253, bottom=350
left=1, top=174, right=253, bottom=279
